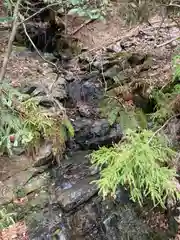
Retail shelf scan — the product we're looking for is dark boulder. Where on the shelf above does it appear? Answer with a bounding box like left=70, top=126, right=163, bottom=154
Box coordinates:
left=67, top=118, right=123, bottom=151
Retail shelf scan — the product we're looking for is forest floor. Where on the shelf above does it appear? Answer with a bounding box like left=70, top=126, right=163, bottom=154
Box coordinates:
left=0, top=4, right=180, bottom=239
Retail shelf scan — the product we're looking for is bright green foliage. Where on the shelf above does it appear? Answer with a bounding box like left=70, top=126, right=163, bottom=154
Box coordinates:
left=0, top=208, right=15, bottom=230
left=0, top=82, right=74, bottom=156
left=91, top=129, right=179, bottom=208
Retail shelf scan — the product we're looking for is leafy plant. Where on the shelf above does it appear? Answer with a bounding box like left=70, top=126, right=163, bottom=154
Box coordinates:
left=0, top=82, right=74, bottom=157
left=149, top=55, right=180, bottom=125
left=0, top=207, right=15, bottom=230
left=91, top=129, right=179, bottom=208
left=43, top=0, right=109, bottom=20
left=100, top=95, right=147, bottom=130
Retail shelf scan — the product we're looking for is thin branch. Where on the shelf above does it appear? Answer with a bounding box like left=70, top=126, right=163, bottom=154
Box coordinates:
left=168, top=3, right=180, bottom=8
left=0, top=0, right=22, bottom=82
left=18, top=3, right=61, bottom=25
left=70, top=19, right=95, bottom=35
left=20, top=14, right=63, bottom=94
left=148, top=114, right=180, bottom=143
left=156, top=35, right=180, bottom=48
left=19, top=13, right=59, bottom=73
left=76, top=26, right=140, bottom=57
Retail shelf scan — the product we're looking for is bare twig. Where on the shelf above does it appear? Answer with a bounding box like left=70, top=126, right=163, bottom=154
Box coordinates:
left=0, top=0, right=22, bottom=82
left=156, top=35, right=180, bottom=48
left=19, top=3, right=61, bottom=25
left=76, top=26, right=140, bottom=57
left=70, top=19, right=95, bottom=35
left=19, top=13, right=66, bottom=94
left=155, top=14, right=166, bottom=44
left=168, top=3, right=180, bottom=8
left=148, top=114, right=180, bottom=143
left=19, top=13, right=59, bottom=74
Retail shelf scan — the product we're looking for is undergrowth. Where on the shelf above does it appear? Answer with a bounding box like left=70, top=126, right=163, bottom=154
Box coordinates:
left=91, top=129, right=179, bottom=207
left=150, top=55, right=180, bottom=125
left=43, top=0, right=109, bottom=20
left=0, top=207, right=15, bottom=230
left=100, top=94, right=147, bottom=130
left=0, top=81, right=74, bottom=157
left=92, top=53, right=180, bottom=208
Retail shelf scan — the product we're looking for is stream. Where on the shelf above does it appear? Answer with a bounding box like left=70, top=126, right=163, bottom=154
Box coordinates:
left=3, top=48, right=175, bottom=239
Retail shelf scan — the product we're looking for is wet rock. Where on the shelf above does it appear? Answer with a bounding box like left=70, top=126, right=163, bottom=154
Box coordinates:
left=68, top=118, right=123, bottom=150
left=0, top=168, right=42, bottom=205
left=33, top=142, right=53, bottom=167
left=67, top=74, right=104, bottom=106
left=24, top=172, right=50, bottom=195
left=66, top=199, right=102, bottom=240
left=114, top=187, right=131, bottom=205
left=54, top=177, right=98, bottom=212
left=27, top=150, right=167, bottom=240
left=51, top=151, right=99, bottom=212
left=27, top=206, right=64, bottom=240
left=21, top=75, right=67, bottom=104
left=77, top=102, right=98, bottom=118
left=102, top=204, right=151, bottom=240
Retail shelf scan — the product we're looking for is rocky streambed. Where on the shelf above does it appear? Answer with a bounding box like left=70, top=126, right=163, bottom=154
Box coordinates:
left=0, top=10, right=180, bottom=239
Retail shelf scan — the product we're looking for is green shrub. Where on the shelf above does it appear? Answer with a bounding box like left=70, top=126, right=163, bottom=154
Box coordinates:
left=91, top=129, right=179, bottom=208
left=0, top=82, right=74, bottom=156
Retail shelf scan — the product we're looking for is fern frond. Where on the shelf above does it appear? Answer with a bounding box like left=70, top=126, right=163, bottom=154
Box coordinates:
left=91, top=129, right=179, bottom=208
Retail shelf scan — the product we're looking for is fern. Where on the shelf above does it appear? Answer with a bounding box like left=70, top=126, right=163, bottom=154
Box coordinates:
left=0, top=82, right=74, bottom=157
left=0, top=208, right=15, bottom=230
left=91, top=129, right=179, bottom=208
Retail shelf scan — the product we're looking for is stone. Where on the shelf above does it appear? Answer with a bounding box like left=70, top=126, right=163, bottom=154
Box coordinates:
left=108, top=42, right=123, bottom=53
left=23, top=172, right=50, bottom=195
left=68, top=118, right=123, bottom=150
left=128, top=53, right=146, bottom=67
left=54, top=177, right=98, bottom=212
left=27, top=206, right=64, bottom=240
left=66, top=200, right=102, bottom=239
left=164, top=117, right=180, bottom=149
left=103, top=65, right=123, bottom=79
left=0, top=168, right=41, bottom=205
left=64, top=71, right=76, bottom=82
left=33, top=142, right=53, bottom=167
left=102, top=205, right=151, bottom=240
left=21, top=75, right=67, bottom=103
left=67, top=75, right=104, bottom=106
